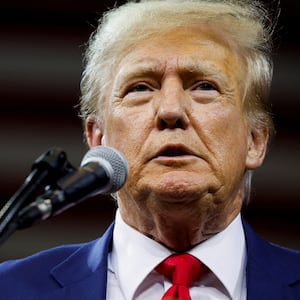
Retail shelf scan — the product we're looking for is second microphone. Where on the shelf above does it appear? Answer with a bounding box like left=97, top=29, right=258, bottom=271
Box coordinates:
left=15, top=146, right=128, bottom=229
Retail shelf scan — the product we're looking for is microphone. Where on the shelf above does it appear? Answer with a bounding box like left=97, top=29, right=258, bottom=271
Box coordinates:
left=15, top=146, right=128, bottom=229
left=0, top=147, right=75, bottom=236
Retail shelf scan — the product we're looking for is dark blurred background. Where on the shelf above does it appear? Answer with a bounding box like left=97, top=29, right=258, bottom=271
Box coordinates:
left=0, top=0, right=299, bottom=260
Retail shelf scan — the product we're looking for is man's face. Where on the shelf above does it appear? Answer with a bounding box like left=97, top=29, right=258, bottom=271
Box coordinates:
left=88, top=26, right=267, bottom=224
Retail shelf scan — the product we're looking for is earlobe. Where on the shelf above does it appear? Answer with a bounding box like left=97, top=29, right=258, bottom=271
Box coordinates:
left=246, top=127, right=269, bottom=170
left=85, top=116, right=104, bottom=148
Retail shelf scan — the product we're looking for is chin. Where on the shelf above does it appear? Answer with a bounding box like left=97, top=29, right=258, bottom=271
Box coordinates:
left=149, top=175, right=210, bottom=202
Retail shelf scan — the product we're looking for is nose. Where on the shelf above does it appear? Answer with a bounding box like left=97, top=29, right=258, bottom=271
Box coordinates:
left=155, top=78, right=190, bottom=130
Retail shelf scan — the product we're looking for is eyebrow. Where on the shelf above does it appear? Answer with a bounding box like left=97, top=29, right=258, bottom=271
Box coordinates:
left=116, top=56, right=227, bottom=86
left=117, top=58, right=165, bottom=81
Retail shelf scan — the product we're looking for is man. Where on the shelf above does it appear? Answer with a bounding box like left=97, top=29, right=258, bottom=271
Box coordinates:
left=0, top=0, right=300, bottom=299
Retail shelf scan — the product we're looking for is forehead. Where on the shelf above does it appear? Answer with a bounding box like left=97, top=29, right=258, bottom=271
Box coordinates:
left=114, top=26, right=245, bottom=83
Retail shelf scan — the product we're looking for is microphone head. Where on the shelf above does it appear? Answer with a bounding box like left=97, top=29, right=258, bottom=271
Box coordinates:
left=81, top=146, right=128, bottom=193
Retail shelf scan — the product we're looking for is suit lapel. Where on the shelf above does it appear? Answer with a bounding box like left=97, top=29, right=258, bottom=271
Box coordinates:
left=49, top=223, right=114, bottom=300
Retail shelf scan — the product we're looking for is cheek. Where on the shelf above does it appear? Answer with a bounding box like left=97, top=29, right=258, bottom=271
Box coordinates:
left=104, top=107, right=153, bottom=156
left=197, top=106, right=249, bottom=165
left=216, top=116, right=249, bottom=172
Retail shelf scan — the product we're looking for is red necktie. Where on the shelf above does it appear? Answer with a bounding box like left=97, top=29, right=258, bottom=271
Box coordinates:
left=156, top=253, right=205, bottom=300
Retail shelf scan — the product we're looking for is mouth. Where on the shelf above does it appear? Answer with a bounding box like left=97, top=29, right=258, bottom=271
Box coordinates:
left=153, top=144, right=196, bottom=159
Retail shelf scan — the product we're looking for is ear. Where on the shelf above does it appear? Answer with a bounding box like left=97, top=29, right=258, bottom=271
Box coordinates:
left=245, top=127, right=269, bottom=170
left=85, top=116, right=105, bottom=148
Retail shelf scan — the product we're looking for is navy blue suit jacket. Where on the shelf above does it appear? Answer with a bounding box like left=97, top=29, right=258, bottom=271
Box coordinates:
left=0, top=219, right=300, bottom=299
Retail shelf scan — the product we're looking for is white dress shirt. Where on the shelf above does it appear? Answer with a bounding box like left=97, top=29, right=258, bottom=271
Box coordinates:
left=106, top=210, right=247, bottom=300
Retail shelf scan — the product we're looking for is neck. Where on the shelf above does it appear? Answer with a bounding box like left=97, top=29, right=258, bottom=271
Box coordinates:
left=118, top=193, right=243, bottom=252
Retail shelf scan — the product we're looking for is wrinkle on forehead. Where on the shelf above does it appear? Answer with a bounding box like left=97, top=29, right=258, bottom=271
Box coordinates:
left=114, top=54, right=232, bottom=92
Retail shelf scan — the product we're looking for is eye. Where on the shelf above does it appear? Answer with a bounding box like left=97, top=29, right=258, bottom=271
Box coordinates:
left=190, top=80, right=220, bottom=103
left=120, top=82, right=155, bottom=105
left=194, top=81, right=217, bottom=91
left=127, top=83, right=152, bottom=94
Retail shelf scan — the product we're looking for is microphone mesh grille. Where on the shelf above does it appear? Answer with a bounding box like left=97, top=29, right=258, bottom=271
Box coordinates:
left=81, top=146, right=128, bottom=193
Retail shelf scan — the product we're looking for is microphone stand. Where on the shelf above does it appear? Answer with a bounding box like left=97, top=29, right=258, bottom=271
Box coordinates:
left=0, top=147, right=75, bottom=246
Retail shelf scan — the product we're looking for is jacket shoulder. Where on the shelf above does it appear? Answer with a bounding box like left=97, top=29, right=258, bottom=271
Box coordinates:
left=243, top=218, right=300, bottom=265
left=0, top=242, right=87, bottom=282
left=243, top=218, right=300, bottom=299
left=0, top=223, right=114, bottom=299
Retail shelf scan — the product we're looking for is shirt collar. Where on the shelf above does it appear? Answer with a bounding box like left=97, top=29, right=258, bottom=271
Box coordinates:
left=110, top=210, right=172, bottom=299
left=189, top=214, right=246, bottom=299
left=110, top=210, right=246, bottom=299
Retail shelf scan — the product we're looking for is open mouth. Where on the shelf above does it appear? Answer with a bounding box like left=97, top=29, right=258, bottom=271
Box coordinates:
left=155, top=145, right=194, bottom=158
left=159, top=149, right=190, bottom=157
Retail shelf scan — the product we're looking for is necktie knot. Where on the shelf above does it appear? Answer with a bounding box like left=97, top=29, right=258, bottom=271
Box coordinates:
left=156, top=253, right=205, bottom=300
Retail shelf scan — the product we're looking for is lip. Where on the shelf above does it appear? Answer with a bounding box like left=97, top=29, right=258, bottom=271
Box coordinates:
left=151, top=144, right=198, bottom=161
